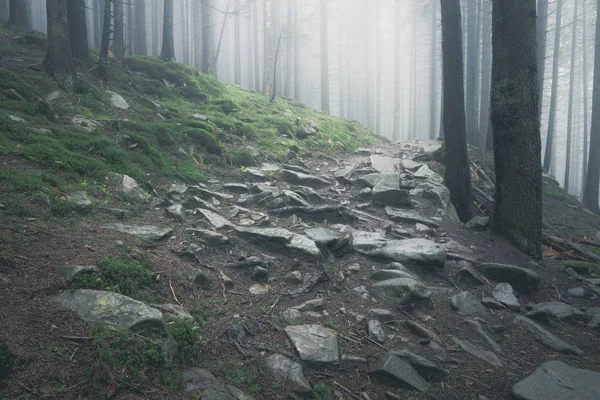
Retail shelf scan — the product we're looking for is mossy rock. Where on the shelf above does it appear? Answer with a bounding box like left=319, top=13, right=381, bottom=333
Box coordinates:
left=213, top=98, right=237, bottom=114
left=183, top=127, right=222, bottom=155
left=23, top=32, right=48, bottom=47
left=564, top=260, right=600, bottom=274
left=228, top=148, right=257, bottom=167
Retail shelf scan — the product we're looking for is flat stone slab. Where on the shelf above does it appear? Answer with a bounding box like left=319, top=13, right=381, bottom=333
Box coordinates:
left=266, top=354, right=311, bottom=393
left=370, top=278, right=432, bottom=306
left=368, top=239, right=446, bottom=267
left=101, top=223, right=173, bottom=240
left=451, top=291, right=487, bottom=316
left=370, top=269, right=418, bottom=281
left=53, top=290, right=165, bottom=338
left=358, top=173, right=400, bottom=188
left=481, top=263, right=541, bottom=292
left=525, top=302, right=583, bottom=322
left=452, top=337, right=502, bottom=367
left=183, top=368, right=239, bottom=399
left=334, top=164, right=357, bottom=182
left=196, top=208, right=235, bottom=230
left=370, top=353, right=429, bottom=392
left=304, top=228, right=349, bottom=248
left=385, top=207, right=440, bottom=228
left=513, top=315, right=583, bottom=355
left=513, top=361, right=600, bottom=400
left=284, top=324, right=339, bottom=363
left=492, top=283, right=521, bottom=311
left=389, top=350, right=447, bottom=379
left=282, top=169, right=331, bottom=188
left=372, top=177, right=412, bottom=207
left=106, top=172, right=150, bottom=203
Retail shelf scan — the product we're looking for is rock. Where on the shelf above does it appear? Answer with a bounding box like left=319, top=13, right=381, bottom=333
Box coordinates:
left=245, top=146, right=259, bottom=157
left=370, top=278, right=432, bottom=306
left=187, top=228, right=229, bottom=245
left=46, top=90, right=61, bottom=102
left=168, top=183, right=188, bottom=197
left=292, top=298, right=324, bottom=312
left=283, top=164, right=310, bottom=174
left=281, top=308, right=302, bottom=320
left=106, top=172, right=150, bottom=203
left=413, top=165, right=443, bottom=183
left=370, top=353, right=429, bottom=392
left=465, top=319, right=502, bottom=353
left=357, top=238, right=446, bottom=267
left=304, top=228, right=349, bottom=250
left=9, top=114, right=26, bottom=123
left=525, top=302, right=583, bottom=322
left=183, top=196, right=219, bottom=212
left=492, top=283, right=521, bottom=311
left=53, top=290, right=165, bottom=338
left=358, top=173, right=400, bottom=189
left=223, top=183, right=249, bottom=194
left=192, top=113, right=208, bottom=121
left=183, top=368, right=237, bottom=399
left=369, top=269, right=418, bottom=281
left=421, top=182, right=460, bottom=221
left=464, top=216, right=490, bottom=231
left=585, top=307, right=600, bottom=329
left=251, top=266, right=269, bottom=281
left=341, top=354, right=368, bottom=363
left=26, top=127, right=52, bottom=135
left=219, top=271, right=234, bottom=288
left=481, top=263, right=541, bottom=292
left=37, top=99, right=58, bottom=120
left=282, top=169, right=331, bottom=188
left=284, top=271, right=303, bottom=284
left=282, top=189, right=310, bottom=207
left=372, top=177, right=412, bottom=207
left=389, top=350, right=447, bottom=379
left=72, top=115, right=102, bottom=132
left=265, top=354, right=311, bottom=393
left=196, top=208, right=235, bottom=230
left=290, top=186, right=325, bottom=204
left=242, top=168, right=265, bottom=180
left=4, top=88, right=24, bottom=100
left=452, top=337, right=502, bottom=367
left=65, top=191, right=93, bottom=213
left=451, top=292, right=487, bottom=316
left=404, top=321, right=444, bottom=345
left=513, top=361, right=600, bottom=400
left=152, top=304, right=194, bottom=322
left=295, top=120, right=318, bottom=138
left=334, top=164, right=357, bottom=182
left=106, top=91, right=129, bottom=110
left=165, top=204, right=184, bottom=222
left=249, top=283, right=269, bottom=295
left=189, top=186, right=234, bottom=201
left=385, top=207, right=440, bottom=228
left=415, top=223, right=434, bottom=235
left=370, top=309, right=395, bottom=322
left=235, top=226, right=321, bottom=258
left=284, top=324, right=339, bottom=363
left=101, top=223, right=173, bottom=240
left=368, top=319, right=386, bottom=342
left=56, top=265, right=98, bottom=282
left=513, top=315, right=583, bottom=355
left=567, top=287, right=585, bottom=297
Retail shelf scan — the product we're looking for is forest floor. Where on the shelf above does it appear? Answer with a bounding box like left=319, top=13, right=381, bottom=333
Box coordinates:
left=1, top=23, right=600, bottom=400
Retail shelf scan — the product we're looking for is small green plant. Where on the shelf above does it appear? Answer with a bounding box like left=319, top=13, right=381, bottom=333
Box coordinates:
left=312, top=382, right=332, bottom=400
left=166, top=317, right=202, bottom=364
left=325, top=321, right=339, bottom=331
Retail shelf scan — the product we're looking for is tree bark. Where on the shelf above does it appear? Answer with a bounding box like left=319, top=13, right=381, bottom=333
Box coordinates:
left=465, top=0, right=478, bottom=145
left=272, top=0, right=282, bottom=97
left=392, top=0, right=402, bottom=141
left=581, top=0, right=590, bottom=195
left=320, top=0, right=329, bottom=113
left=262, top=0, right=273, bottom=94
left=181, top=0, right=189, bottom=64
left=375, top=0, right=382, bottom=133
left=97, top=0, right=112, bottom=79
left=112, top=0, right=125, bottom=59
left=8, top=0, right=28, bottom=29
left=126, top=0, right=134, bottom=55
left=536, top=0, right=548, bottom=120
left=284, top=0, right=292, bottom=97
left=66, top=0, right=88, bottom=60
left=479, top=0, right=492, bottom=149
left=429, top=0, right=438, bottom=140
left=234, top=0, right=241, bottom=85
left=440, top=0, right=473, bottom=222
left=0, top=0, right=9, bottom=22
left=135, top=0, right=147, bottom=55
left=543, top=0, right=562, bottom=173
left=583, top=0, right=600, bottom=213
left=193, top=0, right=201, bottom=68
left=254, top=1, right=261, bottom=91
left=564, top=0, right=578, bottom=192
left=292, top=0, right=299, bottom=99
left=491, top=0, right=542, bottom=258
left=45, top=0, right=76, bottom=91
left=408, top=0, right=417, bottom=138
left=202, top=0, right=213, bottom=73
left=159, top=0, right=175, bottom=60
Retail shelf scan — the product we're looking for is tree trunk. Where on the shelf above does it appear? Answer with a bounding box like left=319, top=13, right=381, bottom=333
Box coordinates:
left=536, top=0, right=548, bottom=120
left=135, top=0, right=147, bottom=55
left=375, top=0, right=382, bottom=133
left=97, top=0, right=112, bottom=79
left=246, top=5, right=254, bottom=89
left=45, top=0, right=76, bottom=91
left=393, top=0, right=402, bottom=141
left=338, top=26, right=345, bottom=119
left=213, top=0, right=231, bottom=77
left=292, top=0, right=299, bottom=99
left=465, top=0, right=478, bottom=144
left=126, top=0, right=134, bottom=55
left=429, top=0, right=438, bottom=140
left=271, top=0, right=282, bottom=96
left=543, top=0, right=562, bottom=173
left=583, top=0, right=600, bottom=213
left=152, top=0, right=159, bottom=56
left=0, top=1, right=9, bottom=22
left=491, top=0, right=542, bottom=258
left=480, top=0, right=492, bottom=149
left=112, top=0, right=125, bottom=59
left=564, top=0, right=578, bottom=192
left=320, top=0, right=329, bottom=113
left=8, top=0, right=28, bottom=29
left=193, top=0, right=201, bottom=68
left=234, top=0, right=241, bottom=85
left=408, top=0, right=417, bottom=138
left=254, top=1, right=261, bottom=91
left=365, top=1, right=374, bottom=128
left=66, top=0, right=88, bottom=60
left=160, top=0, right=174, bottom=60
left=202, top=0, right=212, bottom=73
left=181, top=0, right=189, bottom=64
left=284, top=0, right=292, bottom=97
left=581, top=0, right=589, bottom=194
left=440, top=0, right=473, bottom=222
left=263, top=0, right=273, bottom=94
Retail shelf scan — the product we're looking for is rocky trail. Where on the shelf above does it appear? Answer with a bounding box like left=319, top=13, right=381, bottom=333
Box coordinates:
left=2, top=139, right=600, bottom=400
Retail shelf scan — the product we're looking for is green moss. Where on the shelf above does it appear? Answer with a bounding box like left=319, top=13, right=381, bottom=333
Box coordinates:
left=563, top=260, right=600, bottom=274
left=227, top=148, right=257, bottom=167
left=183, top=127, right=222, bottom=155
left=166, top=317, right=202, bottom=364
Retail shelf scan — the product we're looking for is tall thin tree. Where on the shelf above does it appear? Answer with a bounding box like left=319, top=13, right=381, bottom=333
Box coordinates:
left=581, top=0, right=590, bottom=194
left=491, top=0, right=542, bottom=258
left=543, top=0, right=562, bottom=173
left=564, top=0, right=579, bottom=191
left=320, top=0, right=330, bottom=113
left=536, top=0, right=548, bottom=120
left=202, top=0, right=213, bottom=73
left=440, top=0, right=473, bottom=222
left=392, top=0, right=402, bottom=141
left=135, top=0, right=147, bottom=55
left=45, top=0, right=77, bottom=91
left=66, top=0, right=88, bottom=60
left=97, top=0, right=112, bottom=79
left=160, top=0, right=175, bottom=60
left=429, top=0, right=438, bottom=140
left=234, top=0, right=241, bottom=85
left=465, top=0, right=478, bottom=144
left=112, top=0, right=125, bottom=58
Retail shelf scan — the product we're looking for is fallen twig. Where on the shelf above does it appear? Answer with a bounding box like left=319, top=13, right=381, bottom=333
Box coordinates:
left=262, top=296, right=280, bottom=317
left=334, top=381, right=362, bottom=400
left=385, top=391, right=403, bottom=400
left=168, top=280, right=182, bottom=306
left=61, top=336, right=93, bottom=341
left=462, top=375, right=491, bottom=390
left=363, top=335, right=388, bottom=351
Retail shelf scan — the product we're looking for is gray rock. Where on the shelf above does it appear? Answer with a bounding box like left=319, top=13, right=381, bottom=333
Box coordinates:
left=304, top=228, right=349, bottom=250
left=525, top=302, right=583, bottom=322
left=358, top=173, right=400, bottom=188
left=455, top=261, right=486, bottom=284
left=370, top=278, right=432, bottom=306
left=168, top=183, right=188, bottom=197
left=189, top=186, right=234, bottom=201
left=107, top=91, right=129, bottom=110
left=187, top=228, right=229, bottom=245
left=585, top=307, right=600, bottom=329
left=370, top=155, right=399, bottom=174
left=421, top=182, right=460, bottom=221
left=283, top=164, right=310, bottom=174
left=492, top=283, right=521, bottom=311
left=482, top=263, right=541, bottom=292
left=53, top=290, right=165, bottom=338
left=265, top=354, right=311, bottom=393
left=282, top=190, right=311, bottom=207
left=413, top=165, right=443, bottom=183
left=153, top=112, right=166, bottom=122
left=465, top=319, right=502, bottom=353
left=567, top=287, right=585, bottom=297
left=372, top=176, right=412, bottom=207
left=27, top=127, right=52, bottom=135
left=282, top=169, right=331, bottom=188
left=245, top=146, right=259, bottom=157
left=219, top=271, right=234, bottom=288
left=223, top=183, right=249, bottom=194
left=513, top=315, right=583, bottom=355
left=196, top=208, right=235, bottom=230
left=9, top=114, right=27, bottom=123
left=152, top=304, right=194, bottom=322
left=341, top=354, right=368, bottom=363
left=292, top=298, right=324, bottom=312
left=281, top=308, right=302, bottom=320
left=464, top=216, right=490, bottom=231
left=249, top=283, right=269, bottom=295
left=183, top=196, right=218, bottom=212
left=370, top=353, right=429, bottom=392
left=165, top=204, right=184, bottom=222
left=236, top=226, right=321, bottom=258
left=65, top=191, right=93, bottom=213
left=370, top=309, right=395, bottom=322
left=415, top=223, right=434, bottom=235
left=334, top=164, right=357, bottom=182
left=513, top=361, right=600, bottom=400
left=359, top=238, right=446, bottom=267
left=290, top=186, right=325, bottom=204
left=452, top=337, right=502, bottom=367
left=56, top=265, right=98, bottom=282
left=192, top=113, right=208, bottom=121
left=107, top=172, right=150, bottom=203
left=451, top=291, right=487, bottom=316
left=385, top=207, right=440, bottom=228
left=389, top=350, right=447, bottom=379
left=242, top=168, right=265, bottom=180
left=183, top=368, right=236, bottom=399
left=370, top=269, right=418, bottom=281
left=284, top=271, right=303, bottom=284
left=368, top=319, right=386, bottom=342
left=72, top=115, right=102, bottom=132
left=101, top=223, right=173, bottom=240
left=404, top=321, right=443, bottom=345
left=284, top=324, right=339, bottom=363
left=251, top=266, right=269, bottom=281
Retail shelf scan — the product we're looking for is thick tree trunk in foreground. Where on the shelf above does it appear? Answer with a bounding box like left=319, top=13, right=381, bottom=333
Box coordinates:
left=429, top=0, right=438, bottom=140
left=440, top=0, right=473, bottom=222
left=97, top=0, right=112, bottom=79
left=491, top=0, right=542, bottom=258
left=320, top=0, right=330, bottom=113
left=543, top=0, right=562, bottom=173
left=160, top=0, right=175, bottom=60
left=66, top=0, right=88, bottom=61
left=45, top=0, right=76, bottom=91
left=8, top=0, right=28, bottom=29
left=583, top=0, right=600, bottom=213
left=465, top=0, right=478, bottom=145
